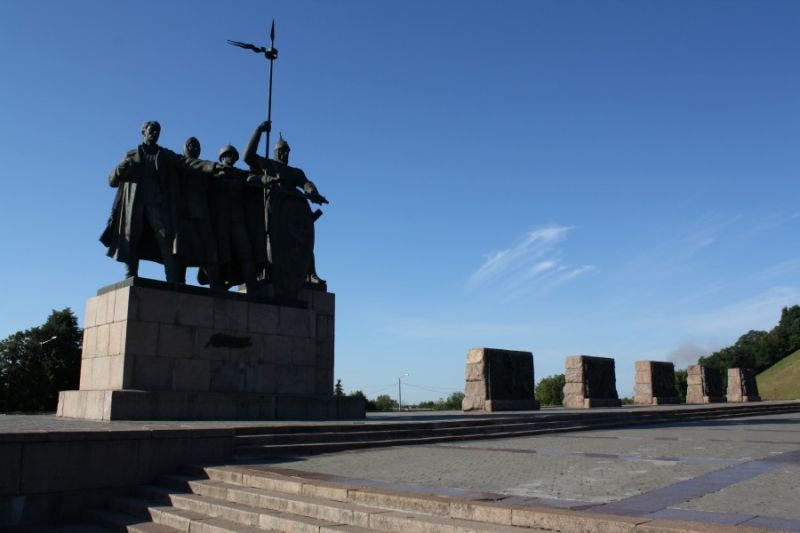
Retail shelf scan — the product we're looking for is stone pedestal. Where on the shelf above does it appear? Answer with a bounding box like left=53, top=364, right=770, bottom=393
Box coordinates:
left=634, top=361, right=680, bottom=405
left=57, top=278, right=364, bottom=420
left=686, top=365, right=725, bottom=404
left=562, top=355, right=622, bottom=409
left=461, top=348, right=539, bottom=412
left=726, top=368, right=761, bottom=403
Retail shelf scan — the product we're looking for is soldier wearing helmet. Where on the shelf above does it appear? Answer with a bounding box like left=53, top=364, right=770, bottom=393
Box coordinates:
left=207, top=144, right=263, bottom=294
left=243, top=121, right=328, bottom=289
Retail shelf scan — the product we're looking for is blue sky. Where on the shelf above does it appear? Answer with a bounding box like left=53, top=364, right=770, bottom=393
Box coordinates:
left=1, top=1, right=799, bottom=403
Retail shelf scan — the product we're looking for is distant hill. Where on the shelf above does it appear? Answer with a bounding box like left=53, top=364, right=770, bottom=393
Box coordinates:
left=756, top=349, right=800, bottom=400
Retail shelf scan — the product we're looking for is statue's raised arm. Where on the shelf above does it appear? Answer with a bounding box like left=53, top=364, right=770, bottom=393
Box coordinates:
left=244, top=120, right=271, bottom=172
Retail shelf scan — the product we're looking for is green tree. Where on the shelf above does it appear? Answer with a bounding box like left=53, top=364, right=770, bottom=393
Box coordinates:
left=348, top=389, right=375, bottom=410
left=0, top=308, right=82, bottom=412
left=698, top=305, right=800, bottom=378
left=674, top=368, right=688, bottom=403
left=443, top=391, right=465, bottom=410
left=373, top=394, right=397, bottom=412
left=334, top=379, right=344, bottom=396
left=535, top=374, right=565, bottom=406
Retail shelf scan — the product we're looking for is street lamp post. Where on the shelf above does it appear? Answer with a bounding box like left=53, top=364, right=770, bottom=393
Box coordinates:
left=398, top=373, right=409, bottom=411
left=40, top=336, right=57, bottom=347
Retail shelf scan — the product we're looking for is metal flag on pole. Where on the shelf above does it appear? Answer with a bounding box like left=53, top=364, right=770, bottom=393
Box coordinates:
left=227, top=19, right=279, bottom=280
left=266, top=20, right=276, bottom=156
left=227, top=18, right=278, bottom=159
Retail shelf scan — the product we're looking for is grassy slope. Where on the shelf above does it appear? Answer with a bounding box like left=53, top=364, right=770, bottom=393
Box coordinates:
left=756, top=349, right=800, bottom=400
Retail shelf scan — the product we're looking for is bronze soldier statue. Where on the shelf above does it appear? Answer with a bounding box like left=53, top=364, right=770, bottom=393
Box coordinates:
left=101, top=121, right=216, bottom=283
left=176, top=137, right=223, bottom=289
left=244, top=121, right=328, bottom=291
left=209, top=145, right=264, bottom=294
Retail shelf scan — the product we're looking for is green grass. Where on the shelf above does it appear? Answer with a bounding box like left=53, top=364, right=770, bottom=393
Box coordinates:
left=756, top=349, right=800, bottom=400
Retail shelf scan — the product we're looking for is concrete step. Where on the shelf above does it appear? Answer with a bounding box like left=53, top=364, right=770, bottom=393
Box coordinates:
left=188, top=478, right=385, bottom=527
left=234, top=424, right=600, bottom=458
left=177, top=466, right=620, bottom=532
left=236, top=419, right=581, bottom=445
left=138, top=485, right=348, bottom=533
left=232, top=403, right=800, bottom=459
left=183, top=464, right=782, bottom=533
left=144, top=471, right=547, bottom=532
left=105, top=495, right=274, bottom=533
left=85, top=508, right=180, bottom=533
left=231, top=402, right=800, bottom=440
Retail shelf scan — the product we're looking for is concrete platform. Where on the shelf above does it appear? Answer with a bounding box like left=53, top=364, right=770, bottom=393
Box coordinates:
left=3, top=401, right=800, bottom=530
left=269, top=409, right=800, bottom=531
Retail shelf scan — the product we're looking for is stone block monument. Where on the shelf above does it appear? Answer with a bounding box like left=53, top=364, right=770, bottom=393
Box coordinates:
left=634, top=360, right=680, bottom=405
left=562, top=355, right=622, bottom=408
left=686, top=365, right=725, bottom=404
left=58, top=278, right=363, bottom=420
left=726, top=368, right=761, bottom=402
left=461, top=348, right=539, bottom=412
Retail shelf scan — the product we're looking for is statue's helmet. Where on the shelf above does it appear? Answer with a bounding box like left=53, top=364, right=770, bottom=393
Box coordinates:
left=218, top=144, right=239, bottom=162
left=274, top=134, right=290, bottom=153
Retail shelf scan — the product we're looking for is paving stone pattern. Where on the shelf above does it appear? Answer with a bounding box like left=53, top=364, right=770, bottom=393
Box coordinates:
left=271, top=411, right=800, bottom=529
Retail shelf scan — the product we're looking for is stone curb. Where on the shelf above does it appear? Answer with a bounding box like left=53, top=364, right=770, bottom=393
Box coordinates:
left=214, top=465, right=783, bottom=533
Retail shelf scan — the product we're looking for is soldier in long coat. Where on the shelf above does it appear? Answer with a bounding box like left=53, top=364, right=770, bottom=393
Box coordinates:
left=176, top=137, right=222, bottom=289
left=100, top=121, right=216, bottom=283
left=209, top=145, right=265, bottom=294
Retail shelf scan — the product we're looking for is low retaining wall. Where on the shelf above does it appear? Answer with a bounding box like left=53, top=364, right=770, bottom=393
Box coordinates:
left=0, top=425, right=235, bottom=527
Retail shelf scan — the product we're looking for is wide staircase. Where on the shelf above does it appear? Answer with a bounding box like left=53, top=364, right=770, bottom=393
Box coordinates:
left=84, top=401, right=800, bottom=532
left=88, top=463, right=554, bottom=532
left=233, top=401, right=800, bottom=459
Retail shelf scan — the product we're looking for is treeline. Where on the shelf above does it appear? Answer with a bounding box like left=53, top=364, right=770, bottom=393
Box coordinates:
left=416, top=391, right=464, bottom=411
left=0, top=309, right=83, bottom=412
left=342, top=389, right=465, bottom=411
left=699, top=305, right=800, bottom=375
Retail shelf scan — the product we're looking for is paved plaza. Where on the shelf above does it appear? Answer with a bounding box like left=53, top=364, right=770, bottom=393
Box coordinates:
left=258, top=411, right=800, bottom=530
left=4, top=405, right=800, bottom=530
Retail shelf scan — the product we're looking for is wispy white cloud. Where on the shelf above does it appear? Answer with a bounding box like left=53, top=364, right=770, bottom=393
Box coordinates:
left=468, top=224, right=593, bottom=294
left=469, top=225, right=571, bottom=284
left=553, top=265, right=596, bottom=286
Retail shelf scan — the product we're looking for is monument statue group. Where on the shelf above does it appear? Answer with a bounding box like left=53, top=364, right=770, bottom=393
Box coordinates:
left=101, top=119, right=327, bottom=302
left=57, top=22, right=365, bottom=422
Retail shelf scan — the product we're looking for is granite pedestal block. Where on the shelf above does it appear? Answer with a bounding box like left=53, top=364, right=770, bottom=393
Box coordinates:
left=461, top=348, right=539, bottom=412
left=686, top=365, right=725, bottom=404
left=727, top=367, right=761, bottom=402
left=57, top=278, right=364, bottom=420
left=562, top=355, right=622, bottom=409
left=634, top=360, right=680, bottom=405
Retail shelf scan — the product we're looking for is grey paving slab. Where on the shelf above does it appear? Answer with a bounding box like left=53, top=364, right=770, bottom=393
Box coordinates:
left=442, top=432, right=793, bottom=462
left=266, top=442, right=721, bottom=503
left=677, top=464, right=800, bottom=520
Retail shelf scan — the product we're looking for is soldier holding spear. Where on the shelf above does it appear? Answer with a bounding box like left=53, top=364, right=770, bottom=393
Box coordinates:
left=228, top=20, right=329, bottom=298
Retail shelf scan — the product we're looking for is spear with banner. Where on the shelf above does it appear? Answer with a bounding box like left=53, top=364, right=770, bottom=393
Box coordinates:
left=227, top=19, right=278, bottom=156
left=227, top=20, right=278, bottom=279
